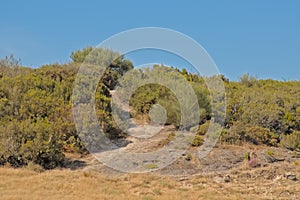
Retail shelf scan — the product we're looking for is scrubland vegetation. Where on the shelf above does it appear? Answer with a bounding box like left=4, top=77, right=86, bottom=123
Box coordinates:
left=0, top=47, right=299, bottom=170
left=0, top=47, right=300, bottom=200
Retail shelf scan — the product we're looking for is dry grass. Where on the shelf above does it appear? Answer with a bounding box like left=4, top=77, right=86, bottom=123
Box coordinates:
left=1, top=145, right=300, bottom=200
left=0, top=165, right=300, bottom=200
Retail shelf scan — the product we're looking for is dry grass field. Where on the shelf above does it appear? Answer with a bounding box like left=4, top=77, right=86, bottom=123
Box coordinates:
left=1, top=161, right=300, bottom=200
left=1, top=143, right=300, bottom=200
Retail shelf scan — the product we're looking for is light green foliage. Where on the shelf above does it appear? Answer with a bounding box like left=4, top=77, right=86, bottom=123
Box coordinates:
left=0, top=54, right=21, bottom=68
left=226, top=78, right=300, bottom=135
left=280, top=131, right=300, bottom=150
left=266, top=150, right=274, bottom=156
left=144, top=163, right=158, bottom=170
left=70, top=46, right=93, bottom=63
left=191, top=135, right=204, bottom=147
left=239, top=74, right=257, bottom=87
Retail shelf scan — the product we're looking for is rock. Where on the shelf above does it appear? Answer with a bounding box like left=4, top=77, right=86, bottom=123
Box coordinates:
left=274, top=157, right=285, bottom=162
left=213, top=176, right=223, bottom=184
left=267, top=155, right=285, bottom=163
left=285, top=172, right=298, bottom=181
left=185, top=157, right=191, bottom=161
left=213, top=175, right=231, bottom=183
left=224, top=175, right=231, bottom=183
left=274, top=175, right=282, bottom=182
left=266, top=156, right=277, bottom=163
left=178, top=177, right=189, bottom=181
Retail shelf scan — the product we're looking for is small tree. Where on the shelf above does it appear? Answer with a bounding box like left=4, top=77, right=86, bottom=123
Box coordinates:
left=0, top=54, right=21, bottom=68
left=239, top=74, right=257, bottom=87
left=70, top=47, right=133, bottom=89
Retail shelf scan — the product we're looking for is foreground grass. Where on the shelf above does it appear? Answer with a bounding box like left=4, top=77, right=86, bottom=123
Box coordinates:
left=0, top=166, right=299, bottom=200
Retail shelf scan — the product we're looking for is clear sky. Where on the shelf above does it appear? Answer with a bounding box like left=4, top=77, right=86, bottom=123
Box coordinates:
left=0, top=0, right=299, bottom=81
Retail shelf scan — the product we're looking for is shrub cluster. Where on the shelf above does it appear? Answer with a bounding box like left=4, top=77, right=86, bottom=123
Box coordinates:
left=1, top=48, right=300, bottom=170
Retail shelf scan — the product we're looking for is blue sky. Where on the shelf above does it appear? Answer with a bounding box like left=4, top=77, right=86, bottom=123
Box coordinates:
left=0, top=0, right=299, bottom=80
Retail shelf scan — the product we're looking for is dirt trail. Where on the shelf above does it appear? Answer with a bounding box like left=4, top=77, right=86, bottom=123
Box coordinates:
left=77, top=90, right=300, bottom=179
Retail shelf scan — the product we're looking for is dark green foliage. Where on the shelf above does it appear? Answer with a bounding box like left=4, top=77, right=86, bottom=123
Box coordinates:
left=126, top=66, right=299, bottom=149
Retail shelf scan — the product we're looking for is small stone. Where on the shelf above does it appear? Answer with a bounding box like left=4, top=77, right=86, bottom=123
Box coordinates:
left=178, top=177, right=189, bottom=181
left=224, top=175, right=231, bottom=183
left=285, top=172, right=298, bottom=181
left=274, top=175, right=282, bottom=182
left=213, top=176, right=223, bottom=184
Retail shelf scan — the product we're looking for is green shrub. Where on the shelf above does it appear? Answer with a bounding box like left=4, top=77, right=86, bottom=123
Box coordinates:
left=280, top=131, right=300, bottom=150
left=266, top=150, right=274, bottom=156
left=159, top=132, right=175, bottom=146
left=144, top=163, right=158, bottom=170
left=191, top=135, right=204, bottom=147
left=0, top=119, right=64, bottom=169
left=220, top=122, right=278, bottom=146
left=220, top=121, right=247, bottom=145
left=246, top=126, right=278, bottom=146
left=197, top=121, right=210, bottom=135
left=244, top=152, right=250, bottom=160
left=26, top=161, right=45, bottom=172
left=185, top=152, right=192, bottom=161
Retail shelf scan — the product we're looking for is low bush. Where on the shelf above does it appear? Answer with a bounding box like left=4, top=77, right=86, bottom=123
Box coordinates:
left=280, top=131, right=300, bottom=150
left=191, top=135, right=204, bottom=147
left=220, top=122, right=278, bottom=146
left=197, top=121, right=210, bottom=136
left=0, top=119, right=64, bottom=169
left=220, top=121, right=247, bottom=145
left=246, top=126, right=278, bottom=146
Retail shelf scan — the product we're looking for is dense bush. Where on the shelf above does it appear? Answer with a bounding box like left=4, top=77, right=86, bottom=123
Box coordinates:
left=197, top=121, right=210, bottom=136
left=191, top=135, right=204, bottom=147
left=1, top=47, right=300, bottom=169
left=129, top=65, right=211, bottom=128
left=280, top=131, right=300, bottom=150
left=246, top=126, right=278, bottom=146
left=220, top=122, right=278, bottom=146
left=0, top=48, right=132, bottom=168
left=220, top=121, right=247, bottom=145
left=0, top=119, right=64, bottom=169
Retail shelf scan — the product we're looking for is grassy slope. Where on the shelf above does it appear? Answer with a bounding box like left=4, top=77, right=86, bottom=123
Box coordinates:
left=1, top=164, right=299, bottom=200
